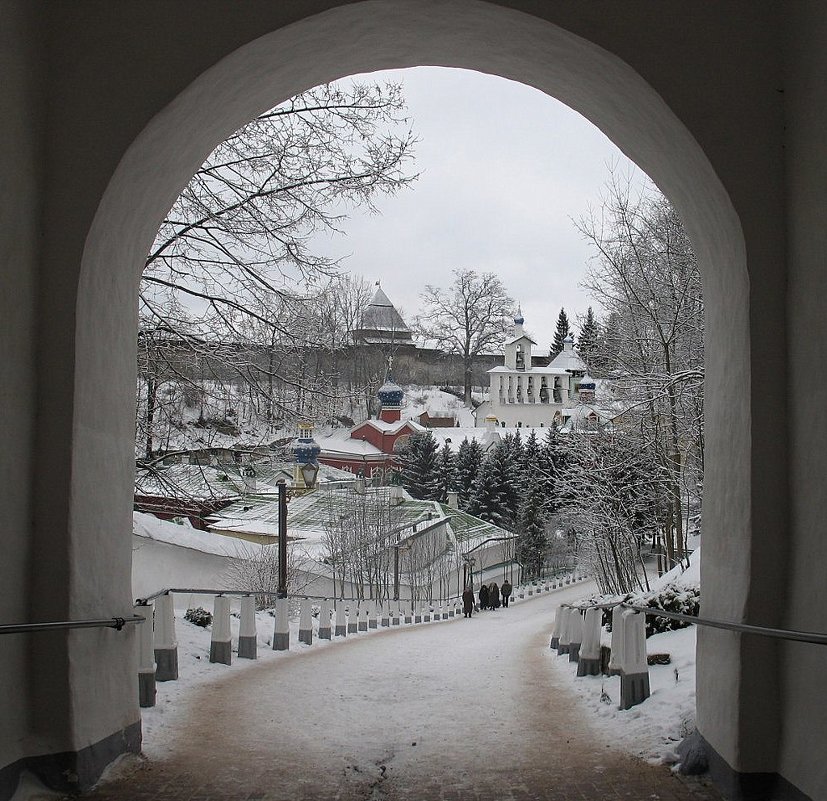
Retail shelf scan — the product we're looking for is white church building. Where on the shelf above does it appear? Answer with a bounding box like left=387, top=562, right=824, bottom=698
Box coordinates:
left=474, top=313, right=587, bottom=429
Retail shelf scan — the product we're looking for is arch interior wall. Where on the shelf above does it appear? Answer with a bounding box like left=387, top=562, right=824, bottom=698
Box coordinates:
left=1, top=2, right=825, bottom=799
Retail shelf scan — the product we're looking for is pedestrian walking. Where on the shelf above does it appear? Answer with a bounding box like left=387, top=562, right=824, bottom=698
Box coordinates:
left=490, top=582, right=501, bottom=609
left=479, top=583, right=489, bottom=610
left=501, top=579, right=512, bottom=608
left=462, top=586, right=475, bottom=618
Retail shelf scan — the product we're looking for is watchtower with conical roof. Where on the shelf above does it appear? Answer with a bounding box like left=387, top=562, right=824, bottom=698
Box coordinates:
left=353, top=281, right=415, bottom=348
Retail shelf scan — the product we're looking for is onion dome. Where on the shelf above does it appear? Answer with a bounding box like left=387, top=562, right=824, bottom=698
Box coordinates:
left=514, top=308, right=524, bottom=326
left=377, top=379, right=404, bottom=407
left=564, top=333, right=575, bottom=345
left=293, top=421, right=320, bottom=465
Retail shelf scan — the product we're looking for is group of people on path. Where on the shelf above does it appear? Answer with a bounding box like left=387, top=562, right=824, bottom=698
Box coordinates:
left=461, top=579, right=512, bottom=618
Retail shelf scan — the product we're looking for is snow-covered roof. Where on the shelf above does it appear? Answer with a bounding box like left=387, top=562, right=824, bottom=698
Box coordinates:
left=504, top=334, right=537, bottom=346
left=548, top=342, right=587, bottom=373
left=135, top=463, right=282, bottom=501
left=315, top=433, right=384, bottom=458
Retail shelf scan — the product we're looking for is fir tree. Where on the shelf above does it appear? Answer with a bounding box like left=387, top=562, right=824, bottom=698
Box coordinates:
left=550, top=308, right=571, bottom=358
left=454, top=438, right=483, bottom=508
left=432, top=440, right=456, bottom=503
left=467, top=441, right=521, bottom=529
left=516, top=477, right=549, bottom=579
left=577, top=306, right=599, bottom=370
left=398, top=431, right=439, bottom=500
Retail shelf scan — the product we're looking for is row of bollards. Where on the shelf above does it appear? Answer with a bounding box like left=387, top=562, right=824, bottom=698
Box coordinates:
left=135, top=572, right=589, bottom=709
left=550, top=603, right=650, bottom=710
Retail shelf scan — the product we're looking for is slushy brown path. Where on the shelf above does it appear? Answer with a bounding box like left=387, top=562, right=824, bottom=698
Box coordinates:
left=85, top=585, right=722, bottom=801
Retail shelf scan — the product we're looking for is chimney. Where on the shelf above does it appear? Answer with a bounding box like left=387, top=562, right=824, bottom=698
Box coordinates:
left=447, top=491, right=459, bottom=510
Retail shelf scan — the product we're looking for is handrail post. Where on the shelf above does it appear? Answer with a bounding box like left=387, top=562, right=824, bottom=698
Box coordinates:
left=210, top=595, right=232, bottom=665
left=298, top=598, right=313, bottom=645
left=273, top=596, right=289, bottom=651
left=154, top=593, right=178, bottom=681
left=334, top=601, right=347, bottom=637
left=569, top=609, right=583, bottom=663
left=608, top=606, right=625, bottom=676
left=550, top=604, right=564, bottom=650
left=577, top=607, right=602, bottom=677
left=135, top=603, right=155, bottom=707
left=238, top=595, right=257, bottom=659
left=318, top=599, right=332, bottom=640
left=620, top=609, right=650, bottom=709
left=347, top=604, right=358, bottom=635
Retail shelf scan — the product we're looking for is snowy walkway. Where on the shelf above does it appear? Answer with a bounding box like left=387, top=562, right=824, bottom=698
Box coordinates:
left=87, top=586, right=720, bottom=801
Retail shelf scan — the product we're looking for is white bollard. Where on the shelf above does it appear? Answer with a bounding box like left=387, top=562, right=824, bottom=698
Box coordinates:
left=380, top=603, right=390, bottom=627
left=620, top=609, right=650, bottom=709
left=558, top=607, right=572, bottom=655
left=318, top=599, right=332, bottom=639
left=608, top=605, right=626, bottom=676
left=568, top=609, right=584, bottom=663
left=154, top=593, right=178, bottom=681
left=550, top=604, right=565, bottom=650
left=447, top=602, right=455, bottom=619
left=335, top=601, right=347, bottom=637
left=392, top=606, right=401, bottom=626
left=359, top=603, right=369, bottom=632
left=415, top=605, right=423, bottom=624
left=135, top=604, right=155, bottom=707
left=238, top=595, right=257, bottom=659
left=424, top=605, right=431, bottom=623
left=368, top=601, right=378, bottom=629
left=273, top=596, right=289, bottom=651
left=298, top=598, right=313, bottom=645
left=210, top=595, right=232, bottom=665
left=442, top=605, right=448, bottom=620
left=347, top=604, right=358, bottom=634
left=577, top=607, right=602, bottom=677
left=405, top=605, right=413, bottom=624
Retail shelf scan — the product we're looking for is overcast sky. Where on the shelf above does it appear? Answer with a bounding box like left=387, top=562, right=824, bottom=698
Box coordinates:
left=315, top=66, right=646, bottom=350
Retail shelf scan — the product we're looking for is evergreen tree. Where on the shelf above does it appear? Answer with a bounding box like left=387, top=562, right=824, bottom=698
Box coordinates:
left=516, top=477, right=549, bottom=579
left=454, top=438, right=484, bottom=508
left=398, top=431, right=439, bottom=500
left=433, top=441, right=456, bottom=503
left=577, top=306, right=599, bottom=370
left=467, top=441, right=521, bottom=529
left=550, top=308, right=571, bottom=358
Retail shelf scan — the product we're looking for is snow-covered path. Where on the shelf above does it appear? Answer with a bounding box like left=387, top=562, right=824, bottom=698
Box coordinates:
left=92, top=586, right=719, bottom=801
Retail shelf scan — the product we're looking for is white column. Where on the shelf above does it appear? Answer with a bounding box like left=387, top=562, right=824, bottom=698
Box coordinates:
left=334, top=601, right=347, bottom=637
left=577, top=607, right=603, bottom=676
left=154, top=593, right=178, bottom=681
left=608, top=605, right=626, bottom=676
left=135, top=604, right=155, bottom=707
left=272, top=596, right=289, bottom=651
left=318, top=599, right=332, bottom=639
left=620, top=610, right=650, bottom=709
left=298, top=597, right=313, bottom=645
left=210, top=595, right=232, bottom=665
left=238, top=595, right=257, bottom=659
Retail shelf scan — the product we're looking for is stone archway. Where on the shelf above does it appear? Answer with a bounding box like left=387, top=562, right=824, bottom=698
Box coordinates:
left=32, top=0, right=786, bottom=795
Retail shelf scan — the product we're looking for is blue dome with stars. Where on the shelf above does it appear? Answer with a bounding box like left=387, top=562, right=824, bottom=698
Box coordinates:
left=377, top=379, right=404, bottom=407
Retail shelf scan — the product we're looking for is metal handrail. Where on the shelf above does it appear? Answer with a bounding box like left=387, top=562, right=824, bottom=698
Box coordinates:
left=0, top=615, right=146, bottom=635
left=562, top=600, right=827, bottom=647
left=624, top=603, right=827, bottom=646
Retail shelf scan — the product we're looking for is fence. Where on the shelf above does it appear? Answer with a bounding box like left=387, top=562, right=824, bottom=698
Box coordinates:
left=131, top=570, right=590, bottom=707
left=549, top=598, right=827, bottom=712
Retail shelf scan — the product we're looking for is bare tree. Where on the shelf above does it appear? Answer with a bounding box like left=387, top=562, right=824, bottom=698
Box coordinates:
left=415, top=269, right=514, bottom=405
left=136, top=81, right=417, bottom=456
left=576, top=175, right=704, bottom=572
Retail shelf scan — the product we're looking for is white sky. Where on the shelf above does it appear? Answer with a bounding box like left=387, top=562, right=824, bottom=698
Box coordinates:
left=317, top=66, right=646, bottom=350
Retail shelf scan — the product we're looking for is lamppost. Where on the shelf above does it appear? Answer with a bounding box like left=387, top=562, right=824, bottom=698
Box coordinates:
left=463, top=554, right=476, bottom=590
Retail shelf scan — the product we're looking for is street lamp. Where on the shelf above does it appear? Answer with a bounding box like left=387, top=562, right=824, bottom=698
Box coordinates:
left=463, top=554, right=476, bottom=590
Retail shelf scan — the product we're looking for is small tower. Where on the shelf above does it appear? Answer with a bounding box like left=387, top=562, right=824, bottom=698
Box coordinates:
left=578, top=374, right=596, bottom=404
left=292, top=421, right=321, bottom=489
left=377, top=376, right=404, bottom=423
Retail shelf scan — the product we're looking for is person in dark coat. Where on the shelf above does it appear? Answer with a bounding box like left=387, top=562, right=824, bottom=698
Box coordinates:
left=501, top=579, right=512, bottom=608
left=479, top=583, right=489, bottom=610
left=490, top=582, right=501, bottom=609
left=462, top=586, right=475, bottom=618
